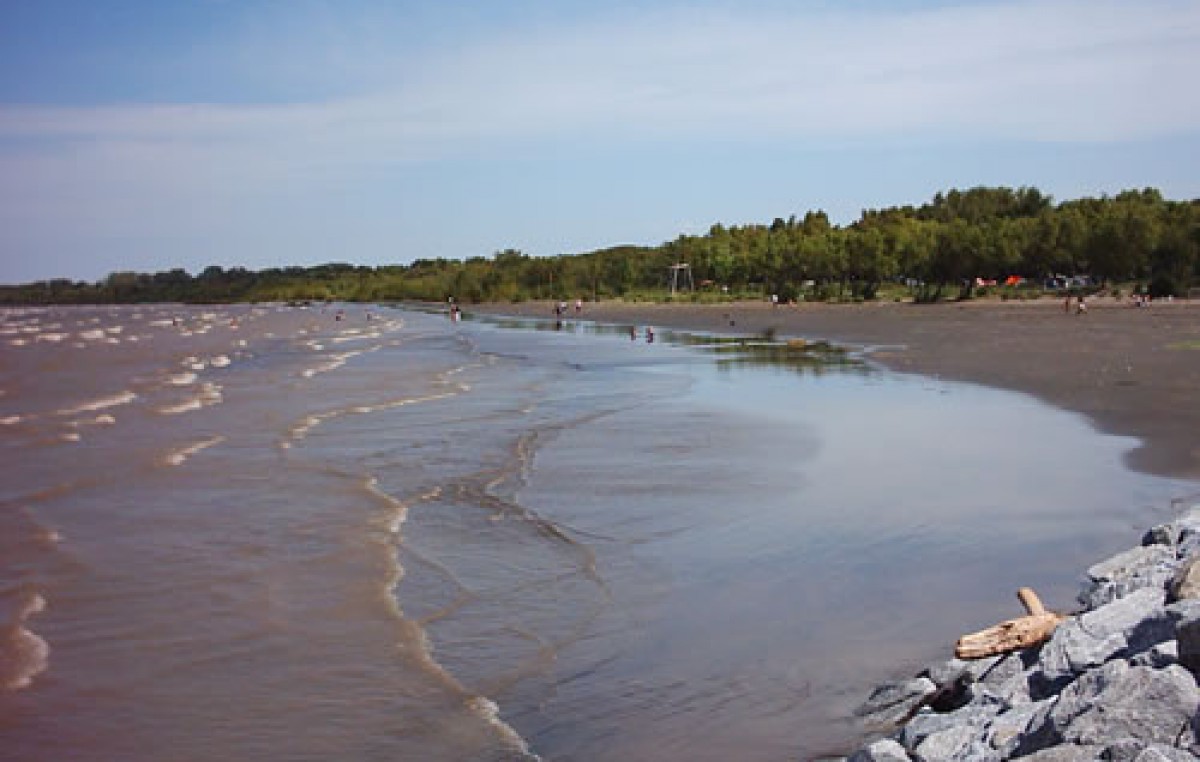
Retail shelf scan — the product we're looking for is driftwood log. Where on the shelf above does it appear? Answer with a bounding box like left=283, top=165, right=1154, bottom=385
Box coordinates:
left=954, top=587, right=1066, bottom=660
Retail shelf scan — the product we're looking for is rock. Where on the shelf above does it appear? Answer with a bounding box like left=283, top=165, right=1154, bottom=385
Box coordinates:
left=899, top=700, right=1002, bottom=752
left=1080, top=545, right=1176, bottom=609
left=1142, top=522, right=1178, bottom=548
left=856, top=677, right=938, bottom=729
left=1032, top=587, right=1172, bottom=697
left=922, top=655, right=1002, bottom=689
left=1170, top=599, right=1200, bottom=675
left=1019, top=746, right=1105, bottom=761
left=1168, top=556, right=1200, bottom=602
left=911, top=724, right=998, bottom=762
left=976, top=651, right=1035, bottom=704
left=848, top=738, right=911, bottom=762
left=1130, top=639, right=1179, bottom=669
left=981, top=652, right=1035, bottom=702
left=986, top=699, right=1052, bottom=757
left=1101, top=739, right=1198, bottom=762
left=1128, top=745, right=1200, bottom=761
left=1174, top=507, right=1200, bottom=559
left=1019, top=661, right=1200, bottom=753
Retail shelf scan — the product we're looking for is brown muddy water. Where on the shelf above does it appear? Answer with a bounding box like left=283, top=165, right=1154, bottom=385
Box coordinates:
left=1, top=303, right=1195, bottom=761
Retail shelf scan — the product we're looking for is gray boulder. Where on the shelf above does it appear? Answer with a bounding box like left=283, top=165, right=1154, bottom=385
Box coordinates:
left=1170, top=598, right=1200, bottom=675
left=857, top=677, right=938, bottom=729
left=848, top=738, right=912, bottom=762
left=1032, top=587, right=1172, bottom=697
left=1130, top=639, right=1179, bottom=670
left=1019, top=747, right=1104, bottom=761
left=1080, top=545, right=1176, bottom=609
left=899, top=699, right=1002, bottom=752
left=1128, top=745, right=1200, bottom=762
left=986, top=699, right=1054, bottom=757
left=1019, top=661, right=1200, bottom=752
left=922, top=656, right=999, bottom=687
left=1168, top=556, right=1200, bottom=602
left=976, top=651, right=1035, bottom=705
left=1102, top=738, right=1200, bottom=761
left=1143, top=522, right=1178, bottom=548
left=911, top=724, right=998, bottom=762
left=1173, top=507, right=1200, bottom=560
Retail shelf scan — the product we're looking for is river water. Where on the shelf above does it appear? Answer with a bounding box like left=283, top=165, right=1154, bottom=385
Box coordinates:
left=1, top=302, right=1194, bottom=760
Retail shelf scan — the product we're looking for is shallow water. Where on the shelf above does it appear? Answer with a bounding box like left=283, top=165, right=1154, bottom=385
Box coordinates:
left=1, top=303, right=1194, bottom=761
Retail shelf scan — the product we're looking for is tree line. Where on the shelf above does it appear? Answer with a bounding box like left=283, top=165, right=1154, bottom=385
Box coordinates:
left=3, top=186, right=1197, bottom=305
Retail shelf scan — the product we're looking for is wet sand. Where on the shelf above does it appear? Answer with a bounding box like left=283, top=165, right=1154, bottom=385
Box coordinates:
left=474, top=298, right=1200, bottom=481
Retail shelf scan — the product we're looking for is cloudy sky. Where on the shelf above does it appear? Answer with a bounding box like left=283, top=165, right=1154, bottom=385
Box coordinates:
left=2, top=0, right=1198, bottom=284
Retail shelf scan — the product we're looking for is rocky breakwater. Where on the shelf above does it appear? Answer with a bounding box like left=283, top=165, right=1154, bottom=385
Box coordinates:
left=851, top=503, right=1200, bottom=761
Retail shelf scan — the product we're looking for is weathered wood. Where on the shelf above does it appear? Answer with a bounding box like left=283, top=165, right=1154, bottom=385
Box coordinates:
left=954, top=588, right=1065, bottom=660
left=1016, top=586, right=1047, bottom=616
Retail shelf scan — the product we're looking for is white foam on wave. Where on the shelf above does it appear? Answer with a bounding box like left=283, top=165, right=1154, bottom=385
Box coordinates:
left=35, top=333, right=67, bottom=343
left=159, top=398, right=203, bottom=415
left=355, top=474, right=535, bottom=759
left=78, top=329, right=107, bottom=341
left=0, top=415, right=22, bottom=425
left=299, top=346, right=380, bottom=379
left=284, top=390, right=457, bottom=447
left=60, top=432, right=81, bottom=442
left=57, top=390, right=136, bottom=416
left=163, top=435, right=226, bottom=467
left=68, top=413, right=117, bottom=428
left=4, top=593, right=50, bottom=692
left=331, top=331, right=383, bottom=344
left=170, top=372, right=198, bottom=386
left=209, top=355, right=231, bottom=368
left=467, top=696, right=536, bottom=758
left=9, top=339, right=28, bottom=347
left=157, top=383, right=222, bottom=415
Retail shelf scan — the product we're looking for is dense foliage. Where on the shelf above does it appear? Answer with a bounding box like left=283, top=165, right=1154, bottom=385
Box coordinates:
left=4, top=187, right=1198, bottom=305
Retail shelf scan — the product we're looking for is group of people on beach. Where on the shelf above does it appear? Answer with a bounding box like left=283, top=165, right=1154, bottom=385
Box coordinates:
left=552, top=299, right=584, bottom=319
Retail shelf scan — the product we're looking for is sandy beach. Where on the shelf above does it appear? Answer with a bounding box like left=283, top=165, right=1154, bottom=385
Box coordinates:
left=474, top=298, right=1200, bottom=482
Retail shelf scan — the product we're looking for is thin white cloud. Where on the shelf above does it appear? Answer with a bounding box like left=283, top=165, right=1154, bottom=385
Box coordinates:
left=2, top=0, right=1199, bottom=280
left=3, top=0, right=1198, bottom=150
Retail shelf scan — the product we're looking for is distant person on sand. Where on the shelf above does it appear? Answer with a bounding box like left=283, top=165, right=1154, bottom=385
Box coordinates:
left=630, top=327, right=637, bottom=341
left=575, top=298, right=582, bottom=315
left=646, top=327, right=654, bottom=343
left=1076, top=296, right=1088, bottom=315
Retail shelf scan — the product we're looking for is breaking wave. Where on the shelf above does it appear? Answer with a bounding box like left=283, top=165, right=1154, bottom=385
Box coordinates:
left=3, top=593, right=50, bottom=692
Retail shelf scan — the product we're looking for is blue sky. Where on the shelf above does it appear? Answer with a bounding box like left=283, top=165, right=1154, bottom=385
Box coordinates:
left=2, top=0, right=1199, bottom=284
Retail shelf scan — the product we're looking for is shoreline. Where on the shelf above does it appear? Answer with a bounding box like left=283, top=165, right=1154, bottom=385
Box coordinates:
left=472, top=298, right=1200, bottom=482
left=845, top=501, right=1200, bottom=760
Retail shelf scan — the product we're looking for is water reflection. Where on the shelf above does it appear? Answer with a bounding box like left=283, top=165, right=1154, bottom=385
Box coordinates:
left=451, top=309, right=871, bottom=379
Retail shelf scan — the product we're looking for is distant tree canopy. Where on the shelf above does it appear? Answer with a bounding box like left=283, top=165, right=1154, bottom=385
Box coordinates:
left=4, top=187, right=1198, bottom=305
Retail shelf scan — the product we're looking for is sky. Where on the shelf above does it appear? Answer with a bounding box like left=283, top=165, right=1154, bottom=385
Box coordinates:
left=2, top=0, right=1199, bottom=284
